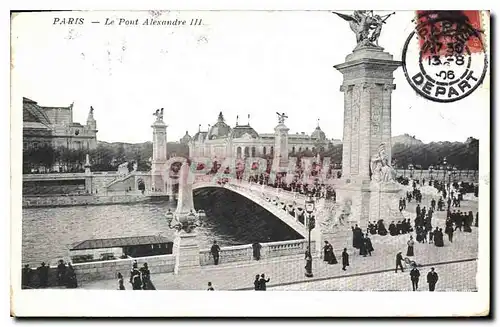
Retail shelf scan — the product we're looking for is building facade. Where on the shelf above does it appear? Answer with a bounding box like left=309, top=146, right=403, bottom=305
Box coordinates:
left=23, top=97, right=98, bottom=151
left=187, top=112, right=339, bottom=160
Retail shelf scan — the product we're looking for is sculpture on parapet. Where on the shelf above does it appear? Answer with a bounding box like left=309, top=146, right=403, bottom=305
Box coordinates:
left=370, top=143, right=396, bottom=183
left=332, top=10, right=395, bottom=49
left=153, top=108, right=164, bottom=121
left=169, top=162, right=200, bottom=233
left=276, top=112, right=288, bottom=124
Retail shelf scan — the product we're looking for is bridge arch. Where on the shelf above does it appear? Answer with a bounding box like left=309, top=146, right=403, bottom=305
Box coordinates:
left=192, top=181, right=307, bottom=237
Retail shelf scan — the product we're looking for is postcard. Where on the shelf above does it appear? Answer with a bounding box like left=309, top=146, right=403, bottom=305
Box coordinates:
left=10, top=8, right=490, bottom=317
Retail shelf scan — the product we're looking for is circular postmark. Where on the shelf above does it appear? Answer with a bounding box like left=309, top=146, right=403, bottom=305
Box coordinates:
left=402, top=11, right=488, bottom=103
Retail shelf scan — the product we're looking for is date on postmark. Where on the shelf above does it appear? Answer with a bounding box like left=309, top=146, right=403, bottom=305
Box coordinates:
left=402, top=11, right=488, bottom=103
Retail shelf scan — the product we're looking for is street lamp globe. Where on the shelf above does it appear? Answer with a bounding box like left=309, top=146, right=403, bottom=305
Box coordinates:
left=165, top=210, right=174, bottom=224
left=305, top=194, right=315, bottom=214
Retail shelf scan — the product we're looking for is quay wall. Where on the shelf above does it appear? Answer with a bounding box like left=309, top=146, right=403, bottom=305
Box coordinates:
left=22, top=194, right=149, bottom=208
left=21, top=239, right=309, bottom=287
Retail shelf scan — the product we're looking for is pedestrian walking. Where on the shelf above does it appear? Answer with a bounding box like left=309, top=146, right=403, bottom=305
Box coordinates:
left=395, top=251, right=404, bottom=273
left=117, top=272, right=125, bottom=290
left=365, top=235, right=374, bottom=256
left=211, top=240, right=221, bottom=265
left=140, top=263, right=151, bottom=290
left=406, top=236, right=415, bottom=257
left=342, top=248, right=349, bottom=271
left=129, top=263, right=142, bottom=290
left=427, top=267, right=439, bottom=291
left=410, top=266, right=420, bottom=291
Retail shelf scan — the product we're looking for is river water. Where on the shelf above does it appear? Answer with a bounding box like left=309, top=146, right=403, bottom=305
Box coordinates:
left=22, top=188, right=303, bottom=266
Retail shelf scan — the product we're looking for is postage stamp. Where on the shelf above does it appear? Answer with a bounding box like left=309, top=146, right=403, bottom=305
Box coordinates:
left=402, top=11, right=489, bottom=102
left=9, top=8, right=490, bottom=318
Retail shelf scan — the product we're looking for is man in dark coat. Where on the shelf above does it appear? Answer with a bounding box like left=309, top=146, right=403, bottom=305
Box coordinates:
left=259, top=274, right=270, bottom=291
left=37, top=262, right=49, bottom=288
left=211, top=240, right=221, bottom=265
left=56, top=260, right=67, bottom=286
left=427, top=267, right=439, bottom=291
left=389, top=221, right=397, bottom=236
left=395, top=252, right=404, bottom=273
left=352, top=225, right=362, bottom=249
left=139, top=263, right=151, bottom=290
left=359, top=234, right=368, bottom=257
left=252, top=242, right=262, bottom=261
left=410, top=266, right=420, bottom=291
left=129, top=263, right=142, bottom=290
left=254, top=275, right=260, bottom=290
left=22, top=264, right=33, bottom=289
left=65, top=263, right=78, bottom=288
left=341, top=248, right=349, bottom=271
left=435, top=228, right=445, bottom=247
left=365, top=236, right=374, bottom=256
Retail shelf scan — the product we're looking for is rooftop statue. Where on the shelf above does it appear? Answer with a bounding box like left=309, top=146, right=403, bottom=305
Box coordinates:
left=332, top=11, right=395, bottom=49
left=153, top=108, right=164, bottom=121
left=276, top=112, right=288, bottom=124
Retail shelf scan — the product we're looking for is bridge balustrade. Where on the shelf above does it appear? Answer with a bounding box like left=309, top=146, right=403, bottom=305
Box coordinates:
left=199, top=239, right=313, bottom=266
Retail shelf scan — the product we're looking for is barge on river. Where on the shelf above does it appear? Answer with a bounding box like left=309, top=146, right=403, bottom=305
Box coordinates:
left=69, top=235, right=173, bottom=263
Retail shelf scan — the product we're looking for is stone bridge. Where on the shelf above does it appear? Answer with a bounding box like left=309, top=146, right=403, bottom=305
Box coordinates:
left=191, top=175, right=342, bottom=251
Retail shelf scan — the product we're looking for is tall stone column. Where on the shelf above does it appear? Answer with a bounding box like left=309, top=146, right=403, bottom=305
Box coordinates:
left=151, top=116, right=168, bottom=192
left=272, top=121, right=290, bottom=174
left=334, top=47, right=401, bottom=226
left=84, top=154, right=92, bottom=194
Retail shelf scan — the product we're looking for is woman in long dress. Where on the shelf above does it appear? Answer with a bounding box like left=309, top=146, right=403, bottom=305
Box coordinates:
left=323, top=241, right=332, bottom=263
left=359, top=234, right=368, bottom=257
left=328, top=243, right=338, bottom=264
left=406, top=235, right=415, bottom=257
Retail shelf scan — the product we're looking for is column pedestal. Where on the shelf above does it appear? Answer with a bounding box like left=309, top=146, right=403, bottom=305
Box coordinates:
left=334, top=46, right=402, bottom=227
left=173, top=231, right=201, bottom=274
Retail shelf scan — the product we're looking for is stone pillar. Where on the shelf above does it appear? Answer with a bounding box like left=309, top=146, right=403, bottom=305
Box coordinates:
left=84, top=154, right=92, bottom=194
left=334, top=47, right=401, bottom=226
left=151, top=118, right=168, bottom=192
left=272, top=123, right=290, bottom=174
left=173, top=231, right=201, bottom=274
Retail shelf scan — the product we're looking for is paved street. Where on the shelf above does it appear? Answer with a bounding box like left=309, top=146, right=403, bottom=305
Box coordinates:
left=270, top=260, right=477, bottom=291
left=81, top=226, right=478, bottom=290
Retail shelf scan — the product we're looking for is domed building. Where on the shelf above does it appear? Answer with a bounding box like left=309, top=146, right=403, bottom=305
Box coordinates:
left=207, top=112, right=232, bottom=140
left=311, top=125, right=326, bottom=142
left=188, top=112, right=333, bottom=160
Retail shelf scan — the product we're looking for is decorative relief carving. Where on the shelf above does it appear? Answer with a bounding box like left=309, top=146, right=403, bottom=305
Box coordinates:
left=371, top=85, right=382, bottom=136
left=350, top=85, right=361, bottom=174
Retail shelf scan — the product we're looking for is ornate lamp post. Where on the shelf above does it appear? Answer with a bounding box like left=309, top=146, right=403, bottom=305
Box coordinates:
left=304, top=194, right=316, bottom=278
left=442, top=157, right=448, bottom=187
left=429, top=166, right=434, bottom=182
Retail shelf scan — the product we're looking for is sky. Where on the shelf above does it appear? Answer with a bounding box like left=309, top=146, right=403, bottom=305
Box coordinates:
left=11, top=10, right=489, bottom=144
